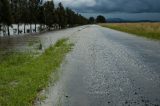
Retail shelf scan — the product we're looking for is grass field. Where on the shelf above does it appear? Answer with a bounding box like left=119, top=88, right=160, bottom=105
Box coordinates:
left=0, top=38, right=73, bottom=106
left=100, top=23, right=160, bottom=40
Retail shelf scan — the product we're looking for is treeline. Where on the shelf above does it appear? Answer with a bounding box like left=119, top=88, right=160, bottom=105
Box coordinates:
left=88, top=15, right=106, bottom=24
left=0, top=0, right=88, bottom=36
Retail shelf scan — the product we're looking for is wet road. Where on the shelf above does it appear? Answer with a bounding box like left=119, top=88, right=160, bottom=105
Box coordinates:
left=40, top=25, right=160, bottom=106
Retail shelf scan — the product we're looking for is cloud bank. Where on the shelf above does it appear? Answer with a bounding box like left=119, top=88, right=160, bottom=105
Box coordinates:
left=54, top=0, right=160, bottom=13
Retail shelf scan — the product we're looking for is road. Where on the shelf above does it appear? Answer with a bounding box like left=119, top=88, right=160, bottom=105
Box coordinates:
left=39, top=25, right=160, bottom=106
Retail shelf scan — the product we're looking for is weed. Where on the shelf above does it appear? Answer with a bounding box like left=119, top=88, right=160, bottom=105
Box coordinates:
left=0, top=38, right=73, bottom=106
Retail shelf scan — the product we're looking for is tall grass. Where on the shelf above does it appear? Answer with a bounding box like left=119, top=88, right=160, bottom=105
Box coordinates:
left=0, top=38, right=73, bottom=106
left=100, top=23, right=160, bottom=40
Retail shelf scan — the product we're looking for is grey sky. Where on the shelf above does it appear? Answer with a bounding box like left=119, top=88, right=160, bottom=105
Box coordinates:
left=54, top=0, right=160, bottom=20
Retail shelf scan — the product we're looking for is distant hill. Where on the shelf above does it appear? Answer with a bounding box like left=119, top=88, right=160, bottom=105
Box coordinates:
left=107, top=18, right=159, bottom=23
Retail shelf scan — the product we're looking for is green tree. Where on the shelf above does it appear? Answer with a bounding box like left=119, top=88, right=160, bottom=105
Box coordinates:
left=1, top=0, right=12, bottom=36
left=43, top=1, right=55, bottom=30
left=96, top=15, right=106, bottom=23
left=20, top=0, right=29, bottom=33
left=1, top=0, right=89, bottom=36
left=0, top=0, right=3, bottom=34
left=30, top=0, right=41, bottom=32
left=11, top=0, right=22, bottom=35
left=66, top=8, right=77, bottom=27
left=57, top=2, right=67, bottom=29
left=37, top=5, right=45, bottom=30
left=89, top=17, right=95, bottom=24
left=0, top=1, right=2, bottom=23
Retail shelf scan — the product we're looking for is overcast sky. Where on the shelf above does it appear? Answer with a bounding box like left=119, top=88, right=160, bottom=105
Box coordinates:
left=54, top=0, right=160, bottom=20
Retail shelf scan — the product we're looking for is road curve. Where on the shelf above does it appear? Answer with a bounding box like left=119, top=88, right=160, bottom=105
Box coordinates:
left=41, top=25, right=160, bottom=106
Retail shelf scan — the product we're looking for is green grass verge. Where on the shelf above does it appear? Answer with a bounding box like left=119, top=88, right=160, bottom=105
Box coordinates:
left=0, top=38, right=73, bottom=106
left=100, top=23, right=160, bottom=40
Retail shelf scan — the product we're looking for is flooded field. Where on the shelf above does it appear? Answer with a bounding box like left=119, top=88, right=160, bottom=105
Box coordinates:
left=0, top=35, right=39, bottom=54
left=0, top=24, right=41, bottom=54
left=0, top=26, right=86, bottom=55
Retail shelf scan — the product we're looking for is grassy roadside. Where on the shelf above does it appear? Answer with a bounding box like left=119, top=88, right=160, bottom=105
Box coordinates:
left=0, top=38, right=73, bottom=106
left=100, top=23, right=160, bottom=40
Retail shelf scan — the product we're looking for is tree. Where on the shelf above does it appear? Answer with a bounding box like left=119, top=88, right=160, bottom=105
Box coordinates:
left=66, top=8, right=75, bottom=27
left=11, top=0, right=22, bottom=35
left=28, top=0, right=34, bottom=33
left=0, top=0, right=3, bottom=34
left=20, top=0, right=29, bottom=33
left=0, top=0, right=89, bottom=37
left=96, top=15, right=106, bottom=23
left=30, top=0, right=41, bottom=32
left=57, top=2, right=67, bottom=29
left=37, top=5, right=45, bottom=29
left=1, top=0, right=12, bottom=36
left=0, top=1, right=2, bottom=23
left=43, top=1, right=55, bottom=30
left=88, top=17, right=95, bottom=24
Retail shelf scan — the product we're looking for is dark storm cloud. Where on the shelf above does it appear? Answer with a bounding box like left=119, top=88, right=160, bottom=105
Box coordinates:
left=94, top=0, right=160, bottom=13
left=55, top=0, right=160, bottom=13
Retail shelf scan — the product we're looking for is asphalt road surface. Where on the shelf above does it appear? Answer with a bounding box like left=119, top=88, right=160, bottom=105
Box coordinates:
left=40, top=25, right=160, bottom=106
